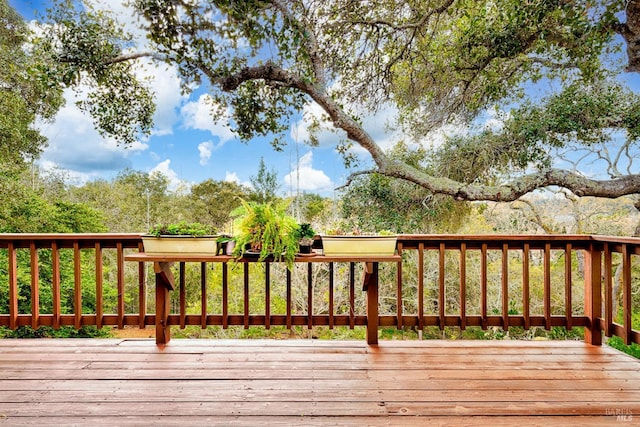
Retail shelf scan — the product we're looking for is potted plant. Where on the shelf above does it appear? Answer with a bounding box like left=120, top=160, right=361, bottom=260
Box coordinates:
left=295, top=223, right=316, bottom=254
left=142, top=221, right=218, bottom=255
left=320, top=228, right=397, bottom=256
left=216, top=235, right=236, bottom=256
left=231, top=201, right=299, bottom=269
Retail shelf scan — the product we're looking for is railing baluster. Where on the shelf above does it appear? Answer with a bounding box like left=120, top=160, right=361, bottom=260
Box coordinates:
left=459, top=242, right=466, bottom=331
left=265, top=262, right=271, bottom=330
left=117, top=242, right=125, bottom=329
left=201, top=262, right=207, bottom=329
left=223, top=263, right=229, bottom=329
left=418, top=243, right=424, bottom=331
left=604, top=243, right=613, bottom=337
left=438, top=242, right=445, bottom=330
left=137, top=241, right=145, bottom=329
left=349, top=262, right=355, bottom=329
left=30, top=241, right=39, bottom=330
left=622, top=244, right=632, bottom=345
left=565, top=243, right=572, bottom=330
left=95, top=242, right=103, bottom=329
left=243, top=263, right=249, bottom=329
left=501, top=243, right=508, bottom=331
left=522, top=243, right=530, bottom=330
left=307, top=263, right=313, bottom=330
left=329, top=262, right=334, bottom=329
left=52, top=242, right=61, bottom=330
left=286, top=268, right=291, bottom=330
left=544, top=243, right=551, bottom=331
left=481, top=243, right=487, bottom=330
left=74, top=241, right=82, bottom=329
left=8, top=242, right=17, bottom=329
left=179, top=262, right=186, bottom=329
left=396, top=242, right=403, bottom=330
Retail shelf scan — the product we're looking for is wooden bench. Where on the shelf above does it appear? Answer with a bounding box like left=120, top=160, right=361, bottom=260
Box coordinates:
left=125, top=253, right=402, bottom=345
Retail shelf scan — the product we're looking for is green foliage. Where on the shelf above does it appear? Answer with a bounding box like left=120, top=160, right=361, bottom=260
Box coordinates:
left=607, top=336, right=640, bottom=360
left=0, top=325, right=111, bottom=339
left=52, top=201, right=108, bottom=233
left=0, top=0, right=63, bottom=167
left=340, top=142, right=471, bottom=233
left=69, top=168, right=177, bottom=232
left=294, top=223, right=316, bottom=240
left=249, top=158, right=280, bottom=204
left=0, top=167, right=108, bottom=234
left=34, top=0, right=155, bottom=146
left=231, top=200, right=299, bottom=269
left=28, top=0, right=640, bottom=202
left=148, top=221, right=215, bottom=237
left=189, top=179, right=251, bottom=230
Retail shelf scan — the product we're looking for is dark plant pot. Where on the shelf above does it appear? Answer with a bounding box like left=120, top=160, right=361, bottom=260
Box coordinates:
left=216, top=242, right=226, bottom=255
left=299, top=244, right=312, bottom=254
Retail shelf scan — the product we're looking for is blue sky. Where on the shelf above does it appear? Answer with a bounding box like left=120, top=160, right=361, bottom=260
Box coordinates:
left=10, top=1, right=640, bottom=195
left=11, top=0, right=395, bottom=195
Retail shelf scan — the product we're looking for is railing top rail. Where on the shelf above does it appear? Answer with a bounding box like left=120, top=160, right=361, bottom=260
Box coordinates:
left=1, top=233, right=640, bottom=250
left=0, top=233, right=142, bottom=250
left=397, top=234, right=604, bottom=250
left=0, top=233, right=142, bottom=240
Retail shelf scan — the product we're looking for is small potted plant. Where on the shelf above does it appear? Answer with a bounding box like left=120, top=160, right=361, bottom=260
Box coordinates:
left=295, top=223, right=316, bottom=255
left=216, top=235, right=236, bottom=256
left=142, top=221, right=218, bottom=254
left=231, top=201, right=299, bottom=269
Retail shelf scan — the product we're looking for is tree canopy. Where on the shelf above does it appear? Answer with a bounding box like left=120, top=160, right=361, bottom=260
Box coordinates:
left=0, top=0, right=63, bottom=166
left=28, top=0, right=640, bottom=202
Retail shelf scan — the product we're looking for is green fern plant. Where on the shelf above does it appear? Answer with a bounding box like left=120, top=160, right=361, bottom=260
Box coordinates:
left=231, top=201, right=298, bottom=269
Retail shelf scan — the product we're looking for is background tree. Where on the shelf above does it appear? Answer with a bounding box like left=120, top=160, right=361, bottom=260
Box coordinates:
left=249, top=157, right=280, bottom=204
left=31, top=0, right=640, bottom=205
left=340, top=142, right=470, bottom=233
left=69, top=169, right=175, bottom=232
left=189, top=179, right=251, bottom=230
left=0, top=0, right=63, bottom=168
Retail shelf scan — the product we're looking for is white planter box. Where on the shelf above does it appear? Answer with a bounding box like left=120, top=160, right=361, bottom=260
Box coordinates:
left=321, top=235, right=397, bottom=256
left=141, top=235, right=218, bottom=255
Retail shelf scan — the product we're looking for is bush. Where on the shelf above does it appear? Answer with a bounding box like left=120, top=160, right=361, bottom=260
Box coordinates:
left=0, top=325, right=112, bottom=338
left=607, top=336, right=640, bottom=359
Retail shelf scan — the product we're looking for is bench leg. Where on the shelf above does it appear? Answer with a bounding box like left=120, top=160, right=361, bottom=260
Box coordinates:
left=155, top=272, right=171, bottom=345
left=366, top=262, right=379, bottom=345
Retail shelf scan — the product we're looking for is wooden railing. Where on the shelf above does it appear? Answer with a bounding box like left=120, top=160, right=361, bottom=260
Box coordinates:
left=0, top=233, right=638, bottom=346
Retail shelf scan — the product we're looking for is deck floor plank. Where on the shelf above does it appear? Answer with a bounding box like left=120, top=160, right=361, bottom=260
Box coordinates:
left=0, top=339, right=638, bottom=426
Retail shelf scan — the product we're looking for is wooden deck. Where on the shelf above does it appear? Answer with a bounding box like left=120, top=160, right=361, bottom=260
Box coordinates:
left=0, top=339, right=638, bottom=426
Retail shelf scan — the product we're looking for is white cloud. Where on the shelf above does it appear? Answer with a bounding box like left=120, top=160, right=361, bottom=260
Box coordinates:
left=198, top=141, right=214, bottom=165
left=181, top=94, right=236, bottom=143
left=82, top=1, right=186, bottom=136
left=36, top=88, right=147, bottom=174
left=284, top=151, right=334, bottom=193
left=225, top=171, right=240, bottom=183
left=134, top=60, right=186, bottom=136
left=29, top=0, right=186, bottom=179
left=150, top=159, right=184, bottom=191
left=224, top=171, right=252, bottom=189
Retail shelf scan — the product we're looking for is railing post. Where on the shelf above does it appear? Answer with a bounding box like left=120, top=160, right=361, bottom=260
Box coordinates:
left=584, top=242, right=602, bottom=346
left=154, top=262, right=175, bottom=345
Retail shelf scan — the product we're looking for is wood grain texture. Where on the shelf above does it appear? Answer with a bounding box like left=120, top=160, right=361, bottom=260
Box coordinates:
left=0, top=339, right=638, bottom=426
